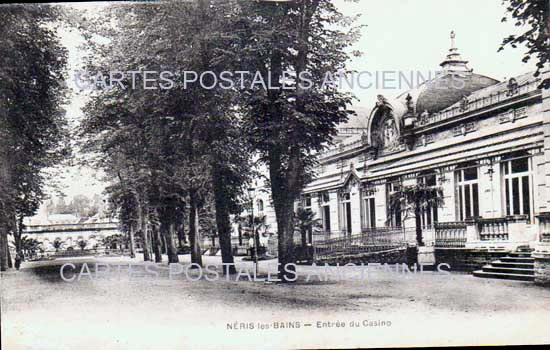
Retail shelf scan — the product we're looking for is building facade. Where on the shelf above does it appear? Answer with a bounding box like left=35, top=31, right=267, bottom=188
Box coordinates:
left=262, top=34, right=550, bottom=267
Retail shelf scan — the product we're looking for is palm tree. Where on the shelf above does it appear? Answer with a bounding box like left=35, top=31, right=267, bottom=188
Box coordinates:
left=77, top=239, right=88, bottom=251
left=233, top=213, right=269, bottom=254
left=294, top=208, right=322, bottom=250
left=52, top=239, right=65, bottom=253
left=102, top=234, right=127, bottom=253
left=388, top=183, right=444, bottom=246
left=15, top=236, right=42, bottom=259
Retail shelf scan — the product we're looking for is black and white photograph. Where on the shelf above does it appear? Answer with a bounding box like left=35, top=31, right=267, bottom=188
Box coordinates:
left=1, top=0, right=549, bottom=349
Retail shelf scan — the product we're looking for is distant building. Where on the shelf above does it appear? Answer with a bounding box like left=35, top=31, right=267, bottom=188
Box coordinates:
left=22, top=214, right=120, bottom=253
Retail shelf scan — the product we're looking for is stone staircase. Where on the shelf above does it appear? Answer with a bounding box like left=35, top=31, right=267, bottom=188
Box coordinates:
left=473, top=250, right=534, bottom=282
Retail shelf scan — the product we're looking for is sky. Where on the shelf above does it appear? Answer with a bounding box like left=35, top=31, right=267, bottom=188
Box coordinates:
left=49, top=0, right=537, bottom=204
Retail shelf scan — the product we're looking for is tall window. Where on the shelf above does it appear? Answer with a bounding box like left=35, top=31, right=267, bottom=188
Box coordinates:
left=418, top=171, right=439, bottom=228
left=338, top=191, right=352, bottom=235
left=302, top=194, right=311, bottom=209
left=361, top=185, right=376, bottom=229
left=502, top=153, right=532, bottom=220
left=257, top=199, right=264, bottom=213
left=386, top=179, right=402, bottom=228
left=320, top=192, right=331, bottom=232
left=455, top=163, right=479, bottom=220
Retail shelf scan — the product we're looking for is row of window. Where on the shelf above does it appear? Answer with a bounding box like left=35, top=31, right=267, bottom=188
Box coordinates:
left=303, top=153, right=534, bottom=232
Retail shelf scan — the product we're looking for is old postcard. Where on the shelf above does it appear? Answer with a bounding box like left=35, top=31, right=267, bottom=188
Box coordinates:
left=1, top=0, right=549, bottom=349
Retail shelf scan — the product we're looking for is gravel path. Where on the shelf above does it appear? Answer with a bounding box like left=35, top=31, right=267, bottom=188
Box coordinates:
left=2, top=255, right=549, bottom=349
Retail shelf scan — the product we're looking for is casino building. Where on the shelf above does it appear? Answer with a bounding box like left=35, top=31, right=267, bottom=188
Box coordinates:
left=254, top=32, right=550, bottom=282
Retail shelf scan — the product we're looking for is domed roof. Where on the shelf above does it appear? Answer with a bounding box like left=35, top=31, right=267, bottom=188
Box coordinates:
left=402, top=73, right=499, bottom=114
left=394, top=31, right=499, bottom=114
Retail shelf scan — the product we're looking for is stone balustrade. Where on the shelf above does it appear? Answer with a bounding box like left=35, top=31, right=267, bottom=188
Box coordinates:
left=416, top=79, right=541, bottom=128
left=24, top=222, right=119, bottom=234
left=434, top=222, right=467, bottom=248
left=477, top=218, right=509, bottom=241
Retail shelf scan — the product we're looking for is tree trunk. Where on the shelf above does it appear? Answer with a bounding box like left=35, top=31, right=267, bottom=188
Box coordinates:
left=254, top=227, right=261, bottom=254
left=212, top=166, right=237, bottom=273
left=152, top=224, right=162, bottom=263
left=0, top=126, right=10, bottom=271
left=275, top=201, right=296, bottom=282
left=177, top=230, right=184, bottom=249
left=129, top=223, right=136, bottom=258
left=15, top=214, right=23, bottom=261
left=189, top=190, right=203, bottom=267
left=7, top=245, right=12, bottom=268
left=269, top=148, right=299, bottom=282
left=0, top=230, right=8, bottom=271
left=161, top=232, right=168, bottom=255
left=544, top=0, right=550, bottom=38
left=237, top=224, right=242, bottom=246
left=165, top=222, right=179, bottom=263
left=415, top=205, right=424, bottom=246
left=137, top=194, right=151, bottom=261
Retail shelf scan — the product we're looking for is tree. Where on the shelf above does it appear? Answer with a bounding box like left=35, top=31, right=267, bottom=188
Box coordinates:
left=70, top=194, right=92, bottom=219
left=52, top=239, right=65, bottom=253
left=500, top=0, right=550, bottom=89
left=233, top=215, right=246, bottom=246
left=388, top=184, right=444, bottom=246
left=102, top=234, right=127, bottom=253
left=294, top=208, right=322, bottom=249
left=0, top=5, right=70, bottom=270
left=14, top=235, right=41, bottom=260
left=106, top=184, right=138, bottom=258
left=235, top=213, right=269, bottom=252
left=229, top=0, right=360, bottom=281
left=77, top=239, right=88, bottom=251
left=79, top=1, right=254, bottom=273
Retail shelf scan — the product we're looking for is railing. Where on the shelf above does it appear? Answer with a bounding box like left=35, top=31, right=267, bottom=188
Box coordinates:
left=24, top=222, right=120, bottom=233
left=103, top=248, right=131, bottom=256
left=478, top=218, right=509, bottom=241
left=416, top=78, right=541, bottom=128
left=230, top=237, right=244, bottom=247
left=313, top=227, right=409, bottom=260
left=434, top=222, right=467, bottom=248
left=319, top=138, right=366, bottom=158
left=267, top=236, right=278, bottom=256
left=361, top=227, right=408, bottom=244
left=337, top=127, right=368, bottom=135
left=311, top=230, right=349, bottom=242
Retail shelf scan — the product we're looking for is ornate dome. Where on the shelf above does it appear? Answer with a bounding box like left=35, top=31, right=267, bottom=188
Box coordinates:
left=366, top=32, right=500, bottom=152
left=395, top=31, right=499, bottom=114
left=396, top=72, right=499, bottom=114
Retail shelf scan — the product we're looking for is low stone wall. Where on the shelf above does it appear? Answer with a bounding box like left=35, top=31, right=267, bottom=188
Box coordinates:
left=534, top=258, right=550, bottom=285
left=435, top=248, right=508, bottom=272
left=533, top=243, right=550, bottom=286
left=313, top=246, right=417, bottom=266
